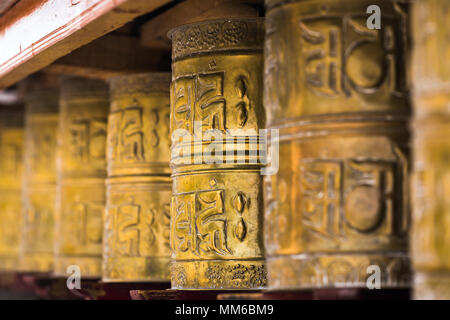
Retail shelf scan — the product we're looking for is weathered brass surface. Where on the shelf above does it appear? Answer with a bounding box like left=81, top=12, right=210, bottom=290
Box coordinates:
left=54, top=77, right=108, bottom=278
left=21, top=84, right=59, bottom=273
left=169, top=18, right=267, bottom=289
left=264, top=0, right=411, bottom=288
left=411, top=0, right=450, bottom=300
left=103, top=73, right=172, bottom=282
left=0, top=108, right=24, bottom=271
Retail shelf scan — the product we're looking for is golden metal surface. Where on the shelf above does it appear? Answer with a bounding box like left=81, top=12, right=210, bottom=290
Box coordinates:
left=0, top=108, right=24, bottom=271
left=54, top=77, right=108, bottom=278
left=264, top=0, right=411, bottom=288
left=21, top=84, right=59, bottom=273
left=103, top=73, right=172, bottom=282
left=169, top=18, right=267, bottom=290
left=411, top=0, right=450, bottom=300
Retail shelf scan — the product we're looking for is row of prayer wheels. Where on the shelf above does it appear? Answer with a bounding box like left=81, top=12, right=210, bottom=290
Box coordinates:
left=0, top=0, right=448, bottom=299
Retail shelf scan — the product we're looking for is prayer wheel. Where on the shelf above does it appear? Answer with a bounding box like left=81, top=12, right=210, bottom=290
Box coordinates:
left=21, top=81, right=59, bottom=273
left=54, top=77, right=108, bottom=278
left=103, top=73, right=172, bottom=282
left=168, top=18, right=267, bottom=290
left=411, top=0, right=450, bottom=299
left=0, top=107, right=24, bottom=271
left=264, top=0, right=411, bottom=288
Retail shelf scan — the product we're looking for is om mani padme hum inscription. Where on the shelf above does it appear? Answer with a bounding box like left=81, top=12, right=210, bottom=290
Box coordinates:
left=21, top=80, right=59, bottom=273
left=104, top=73, right=172, bottom=282
left=54, top=77, right=108, bottom=278
left=0, top=108, right=24, bottom=271
left=411, top=0, right=450, bottom=300
left=264, top=0, right=411, bottom=289
left=169, top=18, right=267, bottom=289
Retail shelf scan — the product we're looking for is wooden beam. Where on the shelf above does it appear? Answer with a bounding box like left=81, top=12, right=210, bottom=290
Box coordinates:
left=140, top=0, right=262, bottom=49
left=0, top=0, right=175, bottom=89
left=44, top=34, right=170, bottom=80
left=0, top=1, right=18, bottom=16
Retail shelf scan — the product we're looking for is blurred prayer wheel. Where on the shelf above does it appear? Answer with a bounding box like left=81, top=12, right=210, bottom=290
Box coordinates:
left=168, top=18, right=267, bottom=289
left=21, top=81, right=59, bottom=273
left=264, top=0, right=411, bottom=288
left=411, top=0, right=450, bottom=299
left=103, top=73, right=172, bottom=282
left=0, top=107, right=24, bottom=271
left=54, top=77, right=108, bottom=278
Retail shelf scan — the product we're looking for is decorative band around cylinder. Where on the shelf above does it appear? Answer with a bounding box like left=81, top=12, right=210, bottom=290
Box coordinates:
left=54, top=77, right=109, bottom=278
left=103, top=73, right=172, bottom=282
left=264, top=0, right=411, bottom=289
left=169, top=18, right=267, bottom=290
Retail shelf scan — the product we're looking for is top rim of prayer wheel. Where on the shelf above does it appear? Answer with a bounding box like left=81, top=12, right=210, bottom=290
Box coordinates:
left=265, top=0, right=410, bottom=11
left=60, top=76, right=108, bottom=100
left=109, top=72, right=171, bottom=100
left=167, top=18, right=264, bottom=61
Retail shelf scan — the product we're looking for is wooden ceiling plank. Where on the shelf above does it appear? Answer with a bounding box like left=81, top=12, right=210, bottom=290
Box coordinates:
left=43, top=34, right=170, bottom=80
left=0, top=0, right=175, bottom=89
left=140, top=0, right=262, bottom=49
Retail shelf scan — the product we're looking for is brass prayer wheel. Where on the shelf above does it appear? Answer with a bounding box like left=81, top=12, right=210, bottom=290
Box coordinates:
left=54, top=77, right=108, bottom=278
left=169, top=18, right=267, bottom=289
left=264, top=0, right=411, bottom=288
left=21, top=82, right=59, bottom=273
left=0, top=107, right=24, bottom=271
left=103, top=73, right=172, bottom=282
left=411, top=0, right=450, bottom=299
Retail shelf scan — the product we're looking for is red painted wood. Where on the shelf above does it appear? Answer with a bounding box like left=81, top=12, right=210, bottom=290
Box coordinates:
left=0, top=0, right=173, bottom=88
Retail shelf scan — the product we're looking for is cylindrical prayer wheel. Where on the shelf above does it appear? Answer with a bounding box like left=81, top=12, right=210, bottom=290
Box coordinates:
left=54, top=77, right=108, bottom=278
left=411, top=0, right=450, bottom=299
left=21, top=82, right=59, bottom=273
left=103, top=73, right=172, bottom=282
left=264, top=0, right=411, bottom=288
left=0, top=107, right=24, bottom=271
left=168, top=18, right=267, bottom=290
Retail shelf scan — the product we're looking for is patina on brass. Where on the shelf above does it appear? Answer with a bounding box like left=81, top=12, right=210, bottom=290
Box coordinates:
left=103, top=73, right=172, bottom=282
left=0, top=107, right=24, bottom=271
left=54, top=77, right=108, bottom=278
left=411, top=0, right=450, bottom=300
left=169, top=18, right=267, bottom=290
left=264, top=0, right=411, bottom=288
left=21, top=81, right=59, bottom=273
